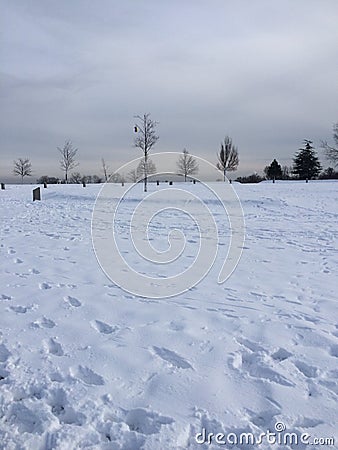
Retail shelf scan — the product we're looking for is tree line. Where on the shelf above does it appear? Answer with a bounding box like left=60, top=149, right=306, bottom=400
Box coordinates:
left=11, top=116, right=338, bottom=186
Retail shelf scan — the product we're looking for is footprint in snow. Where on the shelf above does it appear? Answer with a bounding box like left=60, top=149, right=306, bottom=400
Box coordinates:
left=52, top=405, right=85, bottom=425
left=91, top=320, right=117, bottom=334
left=321, top=260, right=331, bottom=274
left=39, top=282, right=52, bottom=290
left=29, top=268, right=40, bottom=274
left=71, top=365, right=104, bottom=385
left=271, top=348, right=292, bottom=362
left=332, top=325, right=338, bottom=338
left=245, top=407, right=280, bottom=429
left=63, top=295, right=82, bottom=307
left=294, top=417, right=324, bottom=428
left=124, top=408, right=174, bottom=435
left=190, top=409, right=251, bottom=447
left=32, top=317, right=56, bottom=329
left=329, top=344, right=338, bottom=358
left=152, top=346, right=193, bottom=369
left=169, top=320, right=185, bottom=331
left=0, top=343, right=11, bottom=362
left=8, top=248, right=16, bottom=254
left=45, top=338, right=64, bottom=356
left=0, top=368, right=9, bottom=381
left=1, top=294, right=12, bottom=301
left=235, top=337, right=266, bottom=353
left=9, top=305, right=28, bottom=314
left=294, top=360, right=318, bottom=378
left=229, top=351, right=294, bottom=387
left=6, top=403, right=43, bottom=433
left=13, top=258, right=23, bottom=264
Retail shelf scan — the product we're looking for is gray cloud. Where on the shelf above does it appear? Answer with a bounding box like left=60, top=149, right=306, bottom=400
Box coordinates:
left=1, top=0, right=337, bottom=181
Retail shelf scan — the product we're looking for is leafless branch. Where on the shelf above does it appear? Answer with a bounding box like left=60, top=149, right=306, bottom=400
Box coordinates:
left=58, top=140, right=79, bottom=183
left=177, top=149, right=199, bottom=181
left=216, top=136, right=239, bottom=180
left=133, top=113, right=159, bottom=191
left=13, top=158, right=32, bottom=183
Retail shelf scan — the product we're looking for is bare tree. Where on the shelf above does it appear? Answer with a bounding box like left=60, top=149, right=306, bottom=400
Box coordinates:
left=216, top=136, right=239, bottom=181
left=136, top=158, right=157, bottom=180
left=92, top=175, right=103, bottom=184
left=127, top=169, right=139, bottom=183
left=134, top=113, right=159, bottom=192
left=281, top=165, right=291, bottom=180
left=110, top=172, right=123, bottom=183
left=13, top=158, right=32, bottom=183
left=69, top=172, right=83, bottom=184
left=321, top=122, right=338, bottom=167
left=58, top=140, right=79, bottom=183
left=177, top=148, right=199, bottom=181
left=101, top=158, right=110, bottom=182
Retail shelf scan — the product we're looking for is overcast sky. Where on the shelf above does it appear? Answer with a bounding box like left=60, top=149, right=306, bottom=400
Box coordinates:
left=1, top=0, right=337, bottom=182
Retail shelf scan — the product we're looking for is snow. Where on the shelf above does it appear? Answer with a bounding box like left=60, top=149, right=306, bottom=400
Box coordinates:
left=0, top=181, right=337, bottom=449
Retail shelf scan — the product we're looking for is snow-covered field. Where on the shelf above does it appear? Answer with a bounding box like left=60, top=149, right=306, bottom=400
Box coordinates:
left=0, top=181, right=337, bottom=449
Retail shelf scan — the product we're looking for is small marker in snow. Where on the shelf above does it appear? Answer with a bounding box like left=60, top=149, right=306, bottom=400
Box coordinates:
left=33, top=187, right=41, bottom=201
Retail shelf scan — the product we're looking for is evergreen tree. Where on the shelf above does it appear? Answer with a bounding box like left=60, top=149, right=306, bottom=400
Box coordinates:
left=264, top=159, right=283, bottom=179
left=292, top=140, right=322, bottom=179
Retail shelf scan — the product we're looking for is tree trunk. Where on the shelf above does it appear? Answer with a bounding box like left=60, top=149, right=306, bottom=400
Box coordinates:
left=144, top=152, right=148, bottom=192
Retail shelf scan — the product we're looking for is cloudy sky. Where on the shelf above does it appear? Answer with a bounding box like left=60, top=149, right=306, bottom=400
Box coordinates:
left=1, top=0, right=337, bottom=182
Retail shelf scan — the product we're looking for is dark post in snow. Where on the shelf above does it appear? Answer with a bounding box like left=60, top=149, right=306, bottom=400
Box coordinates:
left=1, top=183, right=5, bottom=190
left=229, top=179, right=232, bottom=184
left=43, top=182, right=47, bottom=188
left=82, top=181, right=86, bottom=187
left=156, top=180, right=159, bottom=186
left=169, top=181, right=173, bottom=185
left=273, top=177, right=275, bottom=184
left=306, top=178, right=308, bottom=183
left=33, top=187, right=41, bottom=201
